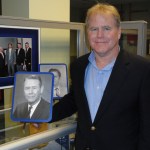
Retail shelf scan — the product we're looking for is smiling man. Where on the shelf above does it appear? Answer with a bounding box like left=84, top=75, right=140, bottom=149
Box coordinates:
left=51, top=3, right=150, bottom=150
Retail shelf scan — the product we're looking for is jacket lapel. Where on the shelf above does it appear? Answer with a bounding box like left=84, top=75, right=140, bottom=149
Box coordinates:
left=78, top=54, right=93, bottom=124
left=94, top=50, right=130, bottom=124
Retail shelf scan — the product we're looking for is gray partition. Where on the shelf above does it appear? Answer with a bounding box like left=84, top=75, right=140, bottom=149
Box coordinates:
left=120, top=20, right=147, bottom=57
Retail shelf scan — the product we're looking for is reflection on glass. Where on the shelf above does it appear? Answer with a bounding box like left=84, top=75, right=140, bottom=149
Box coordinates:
left=146, top=30, right=150, bottom=59
left=120, top=29, right=138, bottom=55
left=40, top=28, right=78, bottom=86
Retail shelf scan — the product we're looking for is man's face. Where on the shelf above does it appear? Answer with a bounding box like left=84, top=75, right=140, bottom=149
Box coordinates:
left=25, top=44, right=29, bottom=49
left=87, top=13, right=121, bottom=57
left=8, top=44, right=12, bottom=49
left=17, top=44, right=22, bottom=49
left=24, top=79, right=43, bottom=105
left=0, top=48, right=3, bottom=53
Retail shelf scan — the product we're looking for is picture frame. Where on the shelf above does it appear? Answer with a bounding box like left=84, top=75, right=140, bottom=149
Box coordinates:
left=0, top=25, right=40, bottom=88
left=39, top=63, right=68, bottom=100
left=11, top=72, right=54, bottom=123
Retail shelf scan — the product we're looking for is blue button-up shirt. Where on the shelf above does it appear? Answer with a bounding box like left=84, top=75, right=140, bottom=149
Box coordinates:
left=84, top=51, right=116, bottom=122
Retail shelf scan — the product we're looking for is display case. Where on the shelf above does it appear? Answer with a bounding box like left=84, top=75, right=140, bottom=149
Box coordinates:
left=0, top=16, right=86, bottom=150
left=0, top=16, right=148, bottom=150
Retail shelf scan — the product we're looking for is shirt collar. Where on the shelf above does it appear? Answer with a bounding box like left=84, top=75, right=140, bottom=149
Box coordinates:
left=88, top=51, right=116, bottom=71
left=28, top=98, right=41, bottom=109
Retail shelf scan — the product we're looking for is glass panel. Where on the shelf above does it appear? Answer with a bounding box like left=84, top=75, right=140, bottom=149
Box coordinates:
left=120, top=29, right=138, bottom=55
left=26, top=134, right=75, bottom=150
left=146, top=29, right=150, bottom=60
left=0, top=88, right=76, bottom=148
left=40, top=28, right=78, bottom=64
left=0, top=88, right=28, bottom=144
left=40, top=28, right=78, bottom=87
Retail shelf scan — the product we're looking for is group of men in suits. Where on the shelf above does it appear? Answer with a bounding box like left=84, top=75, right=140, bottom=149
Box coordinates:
left=0, top=42, right=31, bottom=77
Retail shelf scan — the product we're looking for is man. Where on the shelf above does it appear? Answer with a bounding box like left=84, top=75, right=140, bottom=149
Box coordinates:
left=49, top=68, right=67, bottom=98
left=24, top=42, right=31, bottom=71
left=51, top=3, right=150, bottom=150
left=5, top=42, right=16, bottom=76
left=49, top=68, right=61, bottom=97
left=16, top=43, right=25, bottom=71
left=13, top=74, right=50, bottom=120
left=0, top=47, right=5, bottom=77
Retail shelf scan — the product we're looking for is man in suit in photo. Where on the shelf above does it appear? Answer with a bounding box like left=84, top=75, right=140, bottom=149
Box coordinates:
left=16, top=43, right=25, bottom=71
left=13, top=74, right=50, bottom=120
left=51, top=3, right=150, bottom=150
left=49, top=68, right=67, bottom=98
left=24, top=42, right=31, bottom=71
left=5, top=42, right=16, bottom=76
left=0, top=47, right=6, bottom=77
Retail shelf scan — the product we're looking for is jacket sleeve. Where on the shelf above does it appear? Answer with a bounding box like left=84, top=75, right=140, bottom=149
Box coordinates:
left=51, top=87, right=77, bottom=123
left=138, top=65, right=150, bottom=150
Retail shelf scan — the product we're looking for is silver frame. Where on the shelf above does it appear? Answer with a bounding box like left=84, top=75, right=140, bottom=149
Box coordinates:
left=120, top=20, right=147, bottom=57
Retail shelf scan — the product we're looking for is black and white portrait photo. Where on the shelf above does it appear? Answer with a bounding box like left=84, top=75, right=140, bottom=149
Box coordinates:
left=11, top=72, right=54, bottom=122
left=39, top=64, right=68, bottom=99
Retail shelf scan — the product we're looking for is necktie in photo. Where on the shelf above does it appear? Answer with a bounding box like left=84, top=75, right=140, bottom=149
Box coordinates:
left=27, top=106, right=32, bottom=118
left=55, top=87, right=60, bottom=97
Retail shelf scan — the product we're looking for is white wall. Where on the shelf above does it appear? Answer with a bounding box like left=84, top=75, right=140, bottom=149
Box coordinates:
left=2, top=0, right=29, bottom=18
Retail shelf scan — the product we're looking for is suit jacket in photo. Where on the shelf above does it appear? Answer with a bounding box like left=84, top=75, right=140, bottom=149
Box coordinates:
left=25, top=47, right=31, bottom=70
left=0, top=52, right=5, bottom=77
left=13, top=98, right=50, bottom=120
left=16, top=48, right=25, bottom=65
left=52, top=49, right=150, bottom=150
left=53, top=85, right=68, bottom=98
left=5, top=48, right=16, bottom=65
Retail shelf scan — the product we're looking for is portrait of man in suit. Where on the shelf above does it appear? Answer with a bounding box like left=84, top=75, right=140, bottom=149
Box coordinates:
left=39, top=64, right=68, bottom=99
left=49, top=68, right=63, bottom=97
left=12, top=73, right=53, bottom=122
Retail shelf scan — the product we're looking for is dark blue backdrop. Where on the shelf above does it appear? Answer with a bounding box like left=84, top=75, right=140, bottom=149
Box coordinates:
left=0, top=26, right=39, bottom=87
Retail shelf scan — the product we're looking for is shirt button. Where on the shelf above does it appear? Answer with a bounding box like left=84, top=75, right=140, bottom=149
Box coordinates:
left=91, top=126, right=96, bottom=131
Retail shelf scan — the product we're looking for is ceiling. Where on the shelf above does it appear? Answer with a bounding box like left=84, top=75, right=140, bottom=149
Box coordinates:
left=71, top=0, right=150, bottom=8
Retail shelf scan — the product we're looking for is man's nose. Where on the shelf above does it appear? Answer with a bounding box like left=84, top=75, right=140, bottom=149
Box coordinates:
left=97, top=29, right=104, bottom=37
left=29, top=88, right=33, bottom=93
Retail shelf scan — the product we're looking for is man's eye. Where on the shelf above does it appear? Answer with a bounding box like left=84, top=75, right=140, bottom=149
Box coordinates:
left=25, top=87, right=30, bottom=90
left=32, top=86, right=37, bottom=90
left=89, top=28, right=98, bottom=31
left=103, top=26, right=111, bottom=31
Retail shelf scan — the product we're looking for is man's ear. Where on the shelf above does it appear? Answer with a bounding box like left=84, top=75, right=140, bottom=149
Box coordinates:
left=118, top=27, right=121, bottom=40
left=40, top=85, right=44, bottom=93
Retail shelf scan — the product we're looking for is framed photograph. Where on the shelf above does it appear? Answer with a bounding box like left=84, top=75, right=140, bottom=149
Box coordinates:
left=39, top=63, right=68, bottom=99
left=0, top=25, right=40, bottom=88
left=11, top=72, right=54, bottom=123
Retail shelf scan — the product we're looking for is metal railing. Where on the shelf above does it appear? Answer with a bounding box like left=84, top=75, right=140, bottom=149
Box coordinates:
left=0, top=122, right=77, bottom=150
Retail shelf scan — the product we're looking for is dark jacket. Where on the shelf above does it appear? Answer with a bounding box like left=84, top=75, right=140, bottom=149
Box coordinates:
left=16, top=48, right=25, bottom=65
left=0, top=52, right=5, bottom=77
left=52, top=50, right=150, bottom=150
